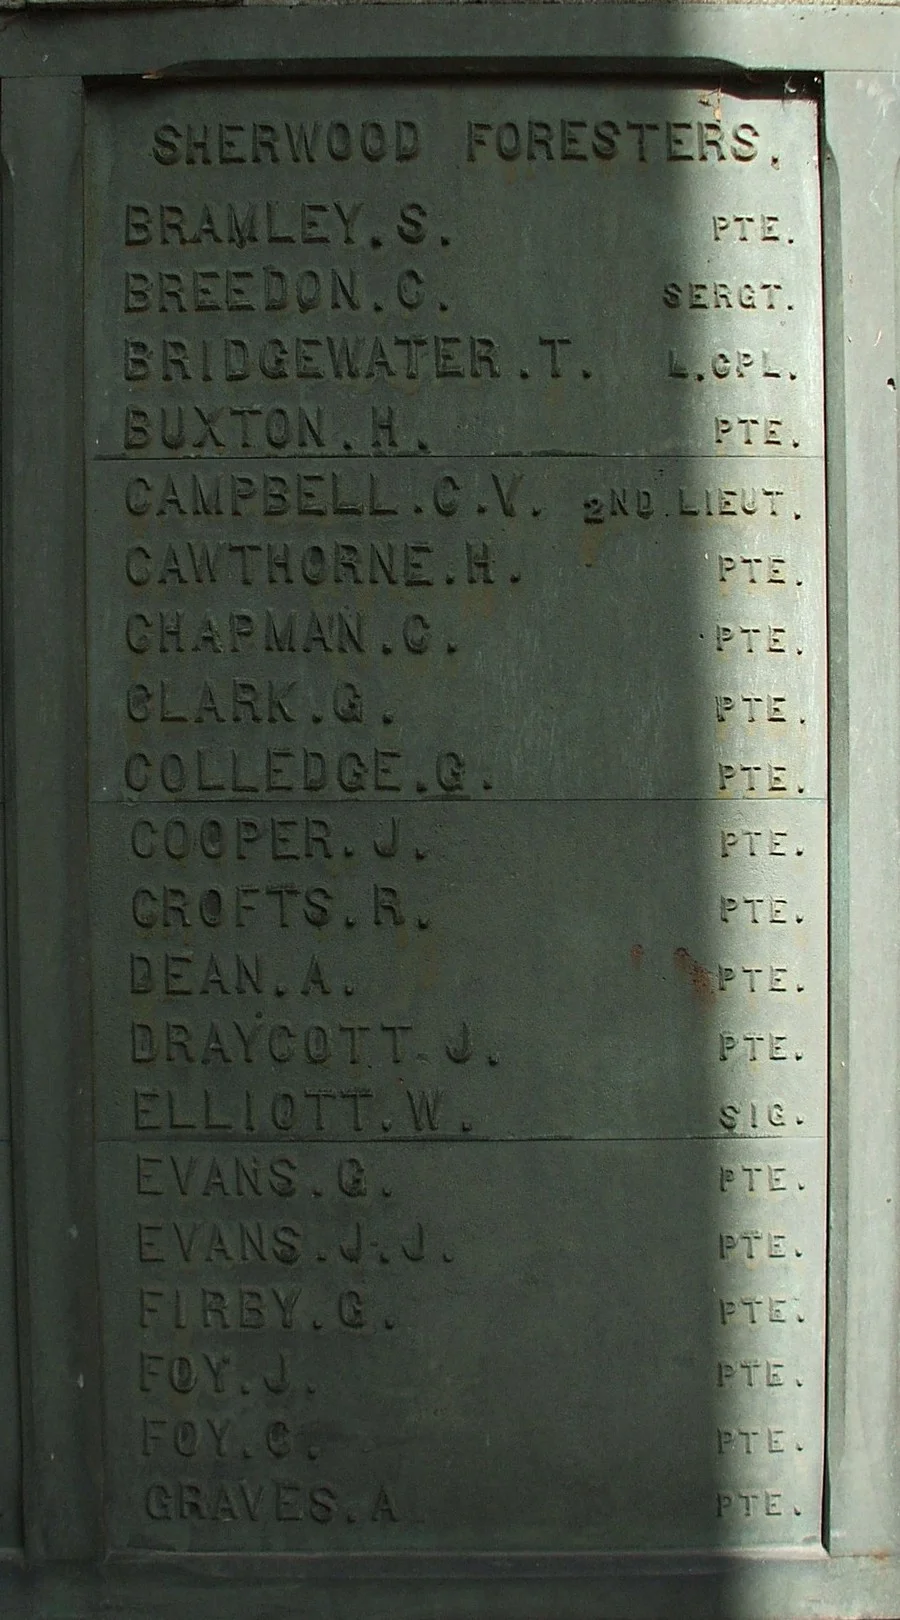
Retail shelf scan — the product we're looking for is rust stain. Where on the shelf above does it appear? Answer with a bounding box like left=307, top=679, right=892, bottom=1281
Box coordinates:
left=459, top=576, right=496, bottom=623
left=630, top=944, right=644, bottom=968
left=417, top=934, right=440, bottom=993
left=674, top=946, right=715, bottom=1003
left=580, top=529, right=602, bottom=569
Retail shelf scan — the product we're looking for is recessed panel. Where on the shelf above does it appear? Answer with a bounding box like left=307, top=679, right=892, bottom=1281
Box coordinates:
left=85, top=81, right=826, bottom=1554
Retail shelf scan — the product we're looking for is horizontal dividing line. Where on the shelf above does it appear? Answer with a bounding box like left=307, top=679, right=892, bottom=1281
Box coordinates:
left=91, top=451, right=825, bottom=464
left=104, top=1547, right=830, bottom=1575
left=97, top=1133, right=825, bottom=1147
left=90, top=795, right=829, bottom=807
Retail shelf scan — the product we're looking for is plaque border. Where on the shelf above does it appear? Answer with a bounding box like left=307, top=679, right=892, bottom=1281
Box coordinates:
left=0, top=12, right=895, bottom=1617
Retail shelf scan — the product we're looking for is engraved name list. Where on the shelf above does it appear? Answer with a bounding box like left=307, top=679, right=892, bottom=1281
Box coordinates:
left=84, top=81, right=827, bottom=1554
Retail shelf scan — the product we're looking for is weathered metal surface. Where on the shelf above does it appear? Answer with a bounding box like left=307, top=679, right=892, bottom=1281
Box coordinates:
left=0, top=1139, right=20, bottom=1548
left=82, top=80, right=827, bottom=1556
left=0, top=817, right=19, bottom=1549
left=0, top=951, right=19, bottom=1547
left=8, top=0, right=900, bottom=13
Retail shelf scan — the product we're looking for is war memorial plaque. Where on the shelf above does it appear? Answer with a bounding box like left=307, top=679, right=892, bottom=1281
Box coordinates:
left=83, top=80, right=827, bottom=1555
left=0, top=1011, right=19, bottom=1550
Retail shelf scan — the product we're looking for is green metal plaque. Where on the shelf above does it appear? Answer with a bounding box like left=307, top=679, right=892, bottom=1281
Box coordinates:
left=0, top=1047, right=19, bottom=1549
left=83, top=79, right=827, bottom=1556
